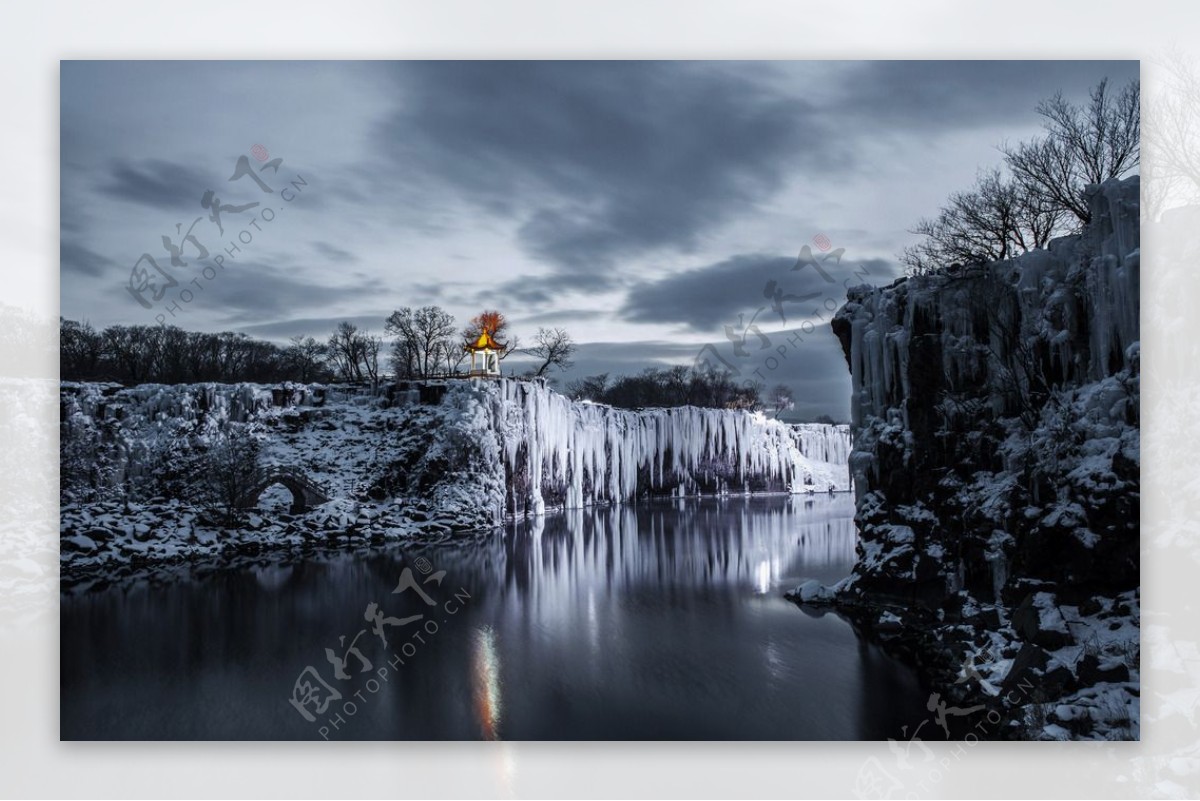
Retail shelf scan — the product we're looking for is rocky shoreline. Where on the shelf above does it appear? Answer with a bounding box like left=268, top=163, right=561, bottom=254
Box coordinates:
left=787, top=581, right=1139, bottom=740
left=795, top=177, right=1141, bottom=741
left=59, top=495, right=480, bottom=592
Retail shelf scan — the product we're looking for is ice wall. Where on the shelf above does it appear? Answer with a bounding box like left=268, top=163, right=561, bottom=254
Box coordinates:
left=790, top=423, right=852, bottom=472
left=60, top=378, right=854, bottom=524
left=482, top=380, right=851, bottom=517
left=829, top=176, right=1140, bottom=603
left=834, top=177, right=1140, bottom=440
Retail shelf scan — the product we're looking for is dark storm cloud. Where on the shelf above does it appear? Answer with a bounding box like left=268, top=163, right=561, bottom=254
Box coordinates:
left=506, top=340, right=705, bottom=384
left=311, top=240, right=359, bottom=263
left=489, top=276, right=555, bottom=307
left=518, top=308, right=607, bottom=326
left=409, top=282, right=449, bottom=302
left=98, top=158, right=222, bottom=210
left=235, top=314, right=391, bottom=341
left=60, top=240, right=114, bottom=277
left=621, top=253, right=898, bottom=332
left=193, top=263, right=388, bottom=325
left=59, top=58, right=1137, bottom=384
left=834, top=60, right=1140, bottom=131
left=378, top=62, right=844, bottom=289
left=368, top=61, right=1134, bottom=297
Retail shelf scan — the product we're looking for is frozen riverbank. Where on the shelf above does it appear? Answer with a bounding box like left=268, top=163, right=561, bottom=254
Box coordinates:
left=60, top=379, right=852, bottom=587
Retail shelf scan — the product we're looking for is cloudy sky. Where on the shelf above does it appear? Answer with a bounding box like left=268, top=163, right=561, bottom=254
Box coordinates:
left=60, top=60, right=1137, bottom=418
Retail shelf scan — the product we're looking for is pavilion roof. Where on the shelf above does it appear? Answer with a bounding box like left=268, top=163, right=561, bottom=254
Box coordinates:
left=465, top=329, right=505, bottom=352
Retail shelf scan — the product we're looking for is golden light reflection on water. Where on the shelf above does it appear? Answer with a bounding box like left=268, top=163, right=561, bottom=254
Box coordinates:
left=471, top=625, right=502, bottom=740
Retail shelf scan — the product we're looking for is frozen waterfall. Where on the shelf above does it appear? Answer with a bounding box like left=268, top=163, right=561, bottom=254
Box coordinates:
left=485, top=379, right=852, bottom=518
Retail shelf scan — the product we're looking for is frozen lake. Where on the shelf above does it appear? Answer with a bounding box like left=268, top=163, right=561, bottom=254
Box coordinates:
left=61, top=494, right=927, bottom=740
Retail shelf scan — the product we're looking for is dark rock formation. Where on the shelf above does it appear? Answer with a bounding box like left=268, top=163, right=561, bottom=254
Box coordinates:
left=799, top=177, right=1141, bottom=740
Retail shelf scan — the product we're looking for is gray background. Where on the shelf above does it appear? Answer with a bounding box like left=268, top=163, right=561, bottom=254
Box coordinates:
left=1, top=0, right=1193, bottom=797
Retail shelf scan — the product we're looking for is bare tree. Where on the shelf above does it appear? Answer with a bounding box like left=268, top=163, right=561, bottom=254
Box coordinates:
left=388, top=322, right=419, bottom=378
left=566, top=373, right=609, bottom=402
left=902, top=168, right=1064, bottom=275
left=327, top=323, right=387, bottom=385
left=285, top=335, right=328, bottom=382
left=903, top=79, right=1138, bottom=275
left=526, top=327, right=576, bottom=377
left=437, top=338, right=467, bottom=374
left=769, top=383, right=795, bottom=416
left=385, top=306, right=457, bottom=378
left=1002, top=78, right=1140, bottom=225
left=362, top=334, right=383, bottom=389
left=60, top=318, right=104, bottom=379
left=194, top=428, right=262, bottom=525
left=101, top=324, right=169, bottom=384
left=328, top=321, right=367, bottom=382
left=728, top=380, right=763, bottom=411
left=1144, top=53, right=1200, bottom=221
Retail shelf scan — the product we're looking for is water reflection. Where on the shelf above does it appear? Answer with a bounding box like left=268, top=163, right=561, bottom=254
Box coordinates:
left=471, top=626, right=502, bottom=740
left=60, top=494, right=925, bottom=740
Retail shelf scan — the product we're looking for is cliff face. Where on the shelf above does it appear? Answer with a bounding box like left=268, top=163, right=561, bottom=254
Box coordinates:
left=60, top=378, right=854, bottom=585
left=483, top=379, right=851, bottom=518
left=61, top=379, right=853, bottom=515
left=830, top=177, right=1139, bottom=607
left=811, top=178, right=1137, bottom=743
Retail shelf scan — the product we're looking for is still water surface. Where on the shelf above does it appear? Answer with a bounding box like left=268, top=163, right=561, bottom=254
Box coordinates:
left=61, top=494, right=927, bottom=740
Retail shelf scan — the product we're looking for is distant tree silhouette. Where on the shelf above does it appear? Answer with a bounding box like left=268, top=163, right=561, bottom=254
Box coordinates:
left=566, top=365, right=762, bottom=411
left=385, top=306, right=457, bottom=378
left=769, top=383, right=795, bottom=415
left=1003, top=78, right=1140, bottom=225
left=526, top=327, right=576, bottom=377
left=902, top=168, right=1064, bottom=274
left=903, top=78, right=1139, bottom=276
left=285, top=335, right=330, bottom=383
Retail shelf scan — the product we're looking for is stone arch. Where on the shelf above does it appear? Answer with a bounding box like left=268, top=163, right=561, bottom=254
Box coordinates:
left=235, top=468, right=329, bottom=513
left=254, top=478, right=309, bottom=513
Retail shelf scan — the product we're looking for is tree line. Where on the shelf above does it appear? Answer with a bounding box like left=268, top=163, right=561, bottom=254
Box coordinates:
left=60, top=319, right=303, bottom=384
left=565, top=366, right=807, bottom=414
left=59, top=307, right=576, bottom=386
left=902, top=78, right=1139, bottom=275
left=59, top=312, right=843, bottom=418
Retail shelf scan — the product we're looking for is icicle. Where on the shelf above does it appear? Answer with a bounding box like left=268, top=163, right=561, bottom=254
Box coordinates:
left=492, top=379, right=854, bottom=516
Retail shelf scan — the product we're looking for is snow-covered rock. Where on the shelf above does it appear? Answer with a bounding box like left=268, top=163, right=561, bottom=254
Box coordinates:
left=61, top=377, right=855, bottom=585
left=830, top=177, right=1140, bottom=605
left=787, top=577, right=850, bottom=605
left=822, top=177, right=1140, bottom=740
